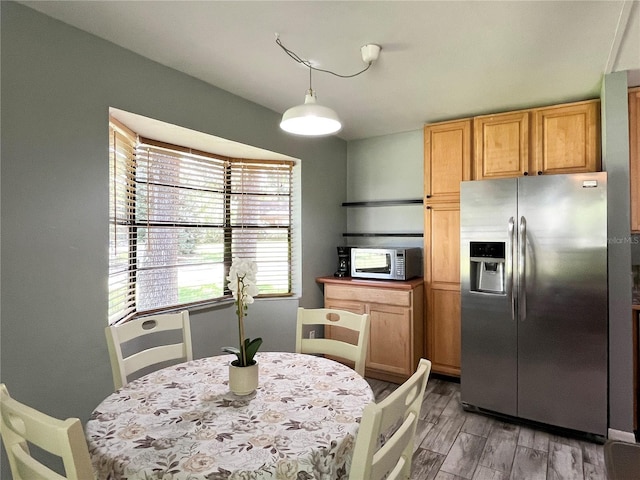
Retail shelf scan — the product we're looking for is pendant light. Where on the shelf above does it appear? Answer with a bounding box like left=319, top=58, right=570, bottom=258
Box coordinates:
left=276, top=36, right=381, bottom=137
left=280, top=67, right=342, bottom=136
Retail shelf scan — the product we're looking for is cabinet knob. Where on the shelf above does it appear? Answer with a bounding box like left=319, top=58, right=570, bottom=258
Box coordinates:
left=537, top=171, right=543, bottom=175
left=524, top=172, right=529, bottom=176
left=425, top=205, right=431, bottom=209
left=425, top=195, right=431, bottom=199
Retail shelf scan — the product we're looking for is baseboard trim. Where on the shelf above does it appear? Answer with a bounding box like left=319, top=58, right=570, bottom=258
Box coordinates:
left=608, top=428, right=637, bottom=443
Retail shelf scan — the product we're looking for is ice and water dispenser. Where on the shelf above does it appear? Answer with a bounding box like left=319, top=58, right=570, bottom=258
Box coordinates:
left=469, top=242, right=506, bottom=294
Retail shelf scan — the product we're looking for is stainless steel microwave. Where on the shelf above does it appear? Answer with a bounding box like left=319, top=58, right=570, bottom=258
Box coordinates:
left=350, top=247, right=422, bottom=281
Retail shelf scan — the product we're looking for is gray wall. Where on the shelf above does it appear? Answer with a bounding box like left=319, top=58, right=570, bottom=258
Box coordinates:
left=602, top=71, right=635, bottom=434
left=345, top=130, right=424, bottom=249
left=0, top=3, right=346, bottom=477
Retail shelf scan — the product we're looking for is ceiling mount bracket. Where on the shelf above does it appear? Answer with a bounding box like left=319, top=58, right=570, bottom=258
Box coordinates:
left=361, top=44, right=381, bottom=64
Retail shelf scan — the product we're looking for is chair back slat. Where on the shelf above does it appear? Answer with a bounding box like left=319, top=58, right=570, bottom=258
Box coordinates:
left=122, top=343, right=189, bottom=376
left=297, top=338, right=360, bottom=360
left=371, top=413, right=416, bottom=479
left=12, top=444, right=67, bottom=480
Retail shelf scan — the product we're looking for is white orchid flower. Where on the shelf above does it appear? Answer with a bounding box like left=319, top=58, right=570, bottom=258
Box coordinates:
left=223, top=257, right=262, bottom=367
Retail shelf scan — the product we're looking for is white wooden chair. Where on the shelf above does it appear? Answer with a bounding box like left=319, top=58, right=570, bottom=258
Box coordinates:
left=295, top=307, right=371, bottom=377
left=0, top=384, right=95, bottom=480
left=105, top=310, right=192, bottom=390
left=349, top=358, right=432, bottom=480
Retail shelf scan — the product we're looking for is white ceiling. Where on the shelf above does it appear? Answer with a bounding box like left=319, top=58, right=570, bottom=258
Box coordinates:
left=21, top=1, right=640, bottom=142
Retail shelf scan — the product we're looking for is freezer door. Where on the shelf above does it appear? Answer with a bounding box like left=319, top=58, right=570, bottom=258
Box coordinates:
left=460, top=178, right=518, bottom=415
left=517, top=172, right=608, bottom=435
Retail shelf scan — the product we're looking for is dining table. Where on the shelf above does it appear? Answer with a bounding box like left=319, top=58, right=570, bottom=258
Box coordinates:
left=85, top=351, right=375, bottom=480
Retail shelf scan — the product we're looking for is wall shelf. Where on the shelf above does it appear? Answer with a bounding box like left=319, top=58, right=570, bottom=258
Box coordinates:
left=342, top=199, right=423, bottom=207
left=342, top=199, right=424, bottom=238
left=343, top=233, right=423, bottom=238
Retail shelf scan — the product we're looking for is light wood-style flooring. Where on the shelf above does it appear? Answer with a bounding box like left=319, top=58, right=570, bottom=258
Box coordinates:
left=366, top=376, right=607, bottom=480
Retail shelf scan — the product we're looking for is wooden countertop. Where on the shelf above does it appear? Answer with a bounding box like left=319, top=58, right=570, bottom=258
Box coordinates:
left=316, top=276, right=423, bottom=290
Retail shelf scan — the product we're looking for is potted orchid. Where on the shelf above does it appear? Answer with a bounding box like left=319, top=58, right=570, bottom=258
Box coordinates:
left=223, top=258, right=262, bottom=394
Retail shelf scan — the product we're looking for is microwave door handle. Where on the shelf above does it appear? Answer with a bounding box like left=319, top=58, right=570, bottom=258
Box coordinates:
left=519, top=216, right=527, bottom=321
left=507, top=217, right=515, bottom=321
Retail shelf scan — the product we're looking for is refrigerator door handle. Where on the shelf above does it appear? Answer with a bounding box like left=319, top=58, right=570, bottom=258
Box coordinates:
left=507, top=217, right=515, bottom=320
left=519, top=216, right=527, bottom=321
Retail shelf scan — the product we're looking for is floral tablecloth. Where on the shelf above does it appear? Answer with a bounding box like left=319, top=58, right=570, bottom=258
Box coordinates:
left=86, top=352, right=374, bottom=480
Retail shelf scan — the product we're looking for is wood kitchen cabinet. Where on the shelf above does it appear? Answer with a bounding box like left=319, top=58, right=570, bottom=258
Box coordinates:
left=630, top=87, right=640, bottom=233
left=532, top=100, right=600, bottom=175
left=474, top=99, right=600, bottom=179
left=474, top=110, right=530, bottom=180
left=424, top=202, right=461, bottom=376
left=428, top=288, right=460, bottom=376
left=424, top=119, right=472, bottom=202
left=316, top=277, right=424, bottom=384
left=423, top=118, right=469, bottom=377
left=425, top=203, right=460, bottom=285
left=633, top=307, right=639, bottom=430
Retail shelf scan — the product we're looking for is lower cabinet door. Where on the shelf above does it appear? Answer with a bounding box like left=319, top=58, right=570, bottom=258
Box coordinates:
left=367, top=303, right=412, bottom=377
left=428, top=287, right=461, bottom=376
left=324, top=287, right=417, bottom=382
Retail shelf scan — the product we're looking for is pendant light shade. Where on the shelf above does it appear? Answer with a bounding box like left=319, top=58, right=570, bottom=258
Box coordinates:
left=280, top=90, right=342, bottom=136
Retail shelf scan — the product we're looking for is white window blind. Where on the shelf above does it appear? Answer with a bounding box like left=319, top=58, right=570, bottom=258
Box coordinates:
left=109, top=120, right=137, bottom=324
left=228, top=161, right=293, bottom=295
left=108, top=119, right=294, bottom=324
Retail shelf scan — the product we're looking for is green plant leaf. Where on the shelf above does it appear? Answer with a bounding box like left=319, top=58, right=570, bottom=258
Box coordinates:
left=221, top=346, right=242, bottom=364
left=222, top=346, right=240, bottom=355
left=244, top=337, right=263, bottom=365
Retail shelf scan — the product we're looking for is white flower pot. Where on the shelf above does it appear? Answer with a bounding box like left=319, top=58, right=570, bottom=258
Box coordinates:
left=228, top=362, right=259, bottom=396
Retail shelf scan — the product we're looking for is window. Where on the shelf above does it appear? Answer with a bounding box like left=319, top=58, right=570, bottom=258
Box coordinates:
left=109, top=118, right=296, bottom=324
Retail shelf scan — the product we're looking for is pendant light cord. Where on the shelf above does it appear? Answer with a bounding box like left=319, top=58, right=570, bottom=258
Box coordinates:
left=276, top=35, right=373, bottom=79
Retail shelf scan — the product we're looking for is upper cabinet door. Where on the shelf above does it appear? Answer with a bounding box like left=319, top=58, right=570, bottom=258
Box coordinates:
left=424, top=119, right=472, bottom=202
left=532, top=100, right=600, bottom=175
left=630, top=88, right=640, bottom=233
left=474, top=111, right=530, bottom=180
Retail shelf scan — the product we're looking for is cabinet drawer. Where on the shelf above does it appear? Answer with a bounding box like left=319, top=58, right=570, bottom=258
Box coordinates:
left=325, top=285, right=412, bottom=307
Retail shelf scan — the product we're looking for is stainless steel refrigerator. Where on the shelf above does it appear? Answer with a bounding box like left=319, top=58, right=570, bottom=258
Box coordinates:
left=460, top=172, right=608, bottom=436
